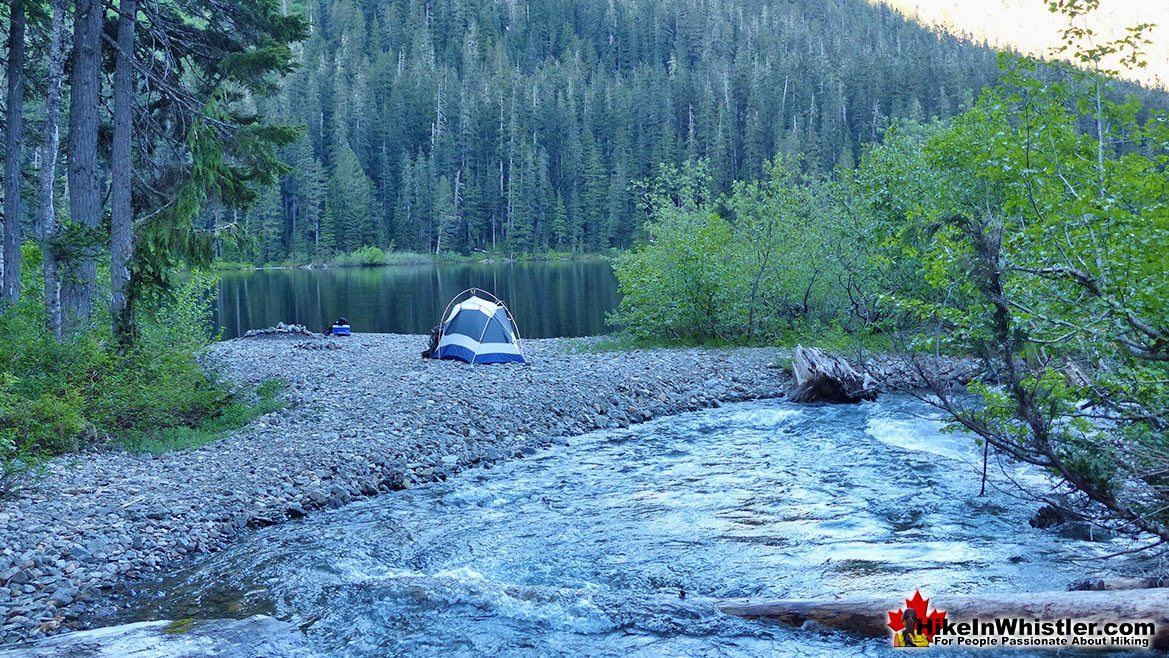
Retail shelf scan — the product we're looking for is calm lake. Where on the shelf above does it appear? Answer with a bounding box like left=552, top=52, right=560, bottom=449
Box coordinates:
left=213, top=260, right=620, bottom=339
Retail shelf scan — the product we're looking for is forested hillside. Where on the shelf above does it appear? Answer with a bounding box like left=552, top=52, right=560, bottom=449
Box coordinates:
left=232, top=0, right=1004, bottom=262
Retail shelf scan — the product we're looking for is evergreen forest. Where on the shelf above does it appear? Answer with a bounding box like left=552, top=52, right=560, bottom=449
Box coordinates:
left=230, top=0, right=1006, bottom=261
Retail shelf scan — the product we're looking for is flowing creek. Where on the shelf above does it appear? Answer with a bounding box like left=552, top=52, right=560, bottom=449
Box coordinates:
left=117, top=396, right=1144, bottom=656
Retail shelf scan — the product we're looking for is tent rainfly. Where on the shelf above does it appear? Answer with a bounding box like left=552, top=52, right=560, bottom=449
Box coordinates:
left=434, top=289, right=526, bottom=364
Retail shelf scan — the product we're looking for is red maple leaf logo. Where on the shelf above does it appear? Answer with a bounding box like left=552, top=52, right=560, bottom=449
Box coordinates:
left=888, top=590, right=947, bottom=641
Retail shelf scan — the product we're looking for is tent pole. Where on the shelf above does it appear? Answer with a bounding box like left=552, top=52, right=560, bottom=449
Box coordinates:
left=472, top=308, right=496, bottom=367
left=437, top=288, right=475, bottom=359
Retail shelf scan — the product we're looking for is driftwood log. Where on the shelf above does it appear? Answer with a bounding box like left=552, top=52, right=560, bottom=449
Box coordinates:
left=1069, top=577, right=1168, bottom=591
left=241, top=322, right=317, bottom=339
left=787, top=345, right=877, bottom=403
left=718, top=589, right=1169, bottom=649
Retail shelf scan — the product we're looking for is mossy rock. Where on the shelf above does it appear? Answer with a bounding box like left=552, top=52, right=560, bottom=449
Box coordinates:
left=162, top=618, right=198, bottom=634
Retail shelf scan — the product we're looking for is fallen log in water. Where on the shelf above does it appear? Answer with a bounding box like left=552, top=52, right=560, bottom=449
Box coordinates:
left=787, top=345, right=877, bottom=403
left=1069, top=577, right=1169, bottom=591
left=718, top=589, right=1169, bottom=649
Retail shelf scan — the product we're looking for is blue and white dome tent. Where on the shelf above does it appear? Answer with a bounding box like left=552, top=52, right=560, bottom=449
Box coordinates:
left=434, top=288, right=526, bottom=365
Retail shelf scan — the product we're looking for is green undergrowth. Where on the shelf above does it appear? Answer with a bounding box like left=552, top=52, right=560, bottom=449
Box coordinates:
left=0, top=257, right=289, bottom=494
left=770, top=321, right=895, bottom=354
left=563, top=320, right=894, bottom=356
left=121, top=378, right=286, bottom=454
left=330, top=246, right=434, bottom=267
left=217, top=247, right=615, bottom=270
left=163, top=618, right=199, bottom=635
left=211, top=260, right=256, bottom=271
left=769, top=354, right=794, bottom=371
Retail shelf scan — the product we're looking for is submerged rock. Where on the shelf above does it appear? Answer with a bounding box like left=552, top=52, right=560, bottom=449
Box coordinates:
left=0, top=615, right=312, bottom=658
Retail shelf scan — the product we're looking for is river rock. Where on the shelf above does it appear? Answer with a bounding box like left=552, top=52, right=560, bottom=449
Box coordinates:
left=47, top=589, right=75, bottom=607
left=0, top=335, right=793, bottom=645
left=241, top=323, right=317, bottom=339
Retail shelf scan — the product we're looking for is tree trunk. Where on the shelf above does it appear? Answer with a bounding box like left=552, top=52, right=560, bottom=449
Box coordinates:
left=40, top=0, right=68, bottom=338
left=787, top=345, right=877, bottom=403
left=718, top=589, right=1169, bottom=649
left=3, top=0, right=27, bottom=303
left=63, top=0, right=105, bottom=333
left=111, top=0, right=138, bottom=345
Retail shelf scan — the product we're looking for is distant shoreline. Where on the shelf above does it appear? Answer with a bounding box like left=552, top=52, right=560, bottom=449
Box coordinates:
left=212, top=251, right=613, bottom=272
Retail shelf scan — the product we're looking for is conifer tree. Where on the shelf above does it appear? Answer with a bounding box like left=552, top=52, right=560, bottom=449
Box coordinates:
left=221, top=0, right=1032, bottom=260
left=327, top=142, right=376, bottom=253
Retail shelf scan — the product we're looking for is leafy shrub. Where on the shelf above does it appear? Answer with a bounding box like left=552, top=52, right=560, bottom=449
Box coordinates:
left=120, top=378, right=286, bottom=454
left=149, top=271, right=221, bottom=348
left=0, top=260, right=284, bottom=480
left=211, top=261, right=255, bottom=271
left=333, top=245, right=388, bottom=267
left=612, top=207, right=735, bottom=343
left=0, top=296, right=106, bottom=457
left=872, top=49, right=1169, bottom=546
left=87, top=347, right=230, bottom=433
left=610, top=159, right=877, bottom=345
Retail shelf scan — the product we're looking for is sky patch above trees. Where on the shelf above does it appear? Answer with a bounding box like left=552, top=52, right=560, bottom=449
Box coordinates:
left=874, top=0, right=1169, bottom=88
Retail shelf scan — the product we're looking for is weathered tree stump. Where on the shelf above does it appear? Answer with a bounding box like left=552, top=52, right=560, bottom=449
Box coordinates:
left=787, top=345, right=877, bottom=403
left=717, top=589, right=1169, bottom=649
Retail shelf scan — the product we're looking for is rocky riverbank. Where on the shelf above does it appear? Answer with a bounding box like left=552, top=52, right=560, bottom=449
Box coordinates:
left=0, top=334, right=789, bottom=645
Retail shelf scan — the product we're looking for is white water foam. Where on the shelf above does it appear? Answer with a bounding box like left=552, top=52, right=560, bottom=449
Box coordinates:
left=865, top=414, right=980, bottom=468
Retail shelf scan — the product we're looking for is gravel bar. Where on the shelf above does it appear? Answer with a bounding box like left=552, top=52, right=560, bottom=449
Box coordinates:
left=0, top=334, right=789, bottom=644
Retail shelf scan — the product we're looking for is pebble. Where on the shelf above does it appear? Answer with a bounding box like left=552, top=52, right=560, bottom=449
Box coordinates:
left=0, top=333, right=969, bottom=645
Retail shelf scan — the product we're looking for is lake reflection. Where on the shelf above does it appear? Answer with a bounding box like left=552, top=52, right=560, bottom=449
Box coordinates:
left=213, top=260, right=619, bottom=339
